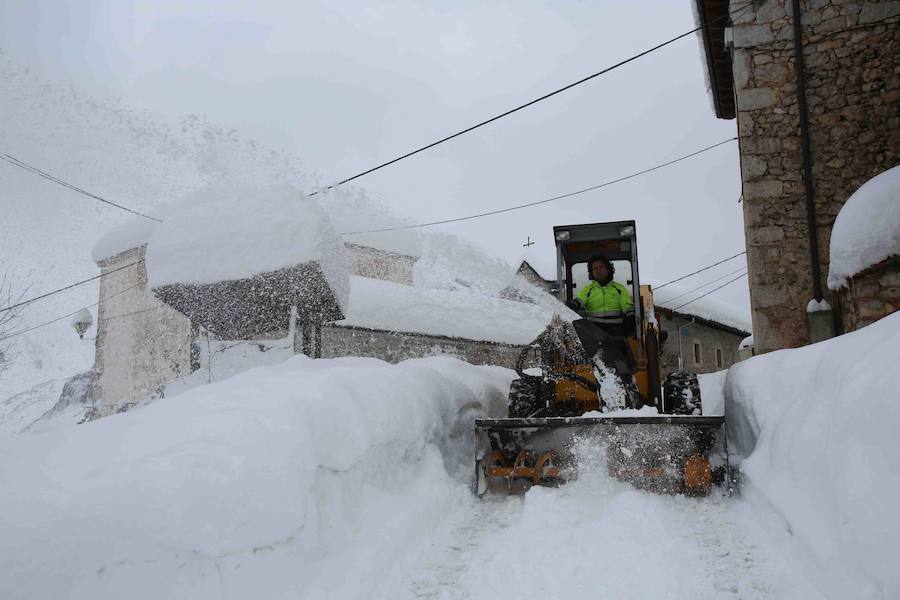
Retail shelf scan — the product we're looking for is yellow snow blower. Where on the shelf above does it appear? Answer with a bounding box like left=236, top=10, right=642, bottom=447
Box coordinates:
left=475, top=221, right=726, bottom=496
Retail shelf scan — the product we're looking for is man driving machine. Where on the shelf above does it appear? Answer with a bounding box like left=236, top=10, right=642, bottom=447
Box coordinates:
left=565, top=254, right=635, bottom=335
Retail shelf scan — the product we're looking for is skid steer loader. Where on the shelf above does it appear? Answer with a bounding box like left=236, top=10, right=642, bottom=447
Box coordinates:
left=475, top=221, right=726, bottom=496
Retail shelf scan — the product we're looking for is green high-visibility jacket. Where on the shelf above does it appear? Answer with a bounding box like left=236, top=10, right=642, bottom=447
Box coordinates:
left=573, top=280, right=634, bottom=324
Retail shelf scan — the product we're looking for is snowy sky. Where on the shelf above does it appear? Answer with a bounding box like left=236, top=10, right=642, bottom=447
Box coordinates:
left=0, top=0, right=749, bottom=310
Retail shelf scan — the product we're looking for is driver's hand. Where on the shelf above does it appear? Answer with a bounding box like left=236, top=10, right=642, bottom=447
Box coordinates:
left=565, top=299, right=580, bottom=311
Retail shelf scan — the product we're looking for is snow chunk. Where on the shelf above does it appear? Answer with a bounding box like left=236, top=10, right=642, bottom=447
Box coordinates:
left=739, top=334, right=753, bottom=350
left=145, top=183, right=349, bottom=308
left=337, top=276, right=561, bottom=345
left=725, top=310, right=900, bottom=597
left=806, top=298, right=832, bottom=313
left=91, top=215, right=160, bottom=263
left=828, top=166, right=900, bottom=289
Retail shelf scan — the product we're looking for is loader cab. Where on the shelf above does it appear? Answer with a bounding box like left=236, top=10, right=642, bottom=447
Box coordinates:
left=553, top=221, right=643, bottom=340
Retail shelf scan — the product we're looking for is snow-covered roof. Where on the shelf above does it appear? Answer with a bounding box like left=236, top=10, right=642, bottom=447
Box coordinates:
left=145, top=184, right=350, bottom=309
left=828, top=166, right=900, bottom=289
left=652, top=279, right=751, bottom=333
left=335, top=276, right=560, bottom=346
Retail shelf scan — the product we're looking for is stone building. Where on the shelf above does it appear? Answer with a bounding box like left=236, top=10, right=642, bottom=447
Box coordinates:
left=90, top=234, right=553, bottom=415
left=695, top=0, right=899, bottom=352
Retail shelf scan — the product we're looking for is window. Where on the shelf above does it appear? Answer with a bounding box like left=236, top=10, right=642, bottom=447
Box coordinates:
left=693, top=342, right=702, bottom=365
left=716, top=348, right=724, bottom=369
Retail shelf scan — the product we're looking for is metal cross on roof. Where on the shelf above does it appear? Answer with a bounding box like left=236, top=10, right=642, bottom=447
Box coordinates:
left=523, top=236, right=535, bottom=248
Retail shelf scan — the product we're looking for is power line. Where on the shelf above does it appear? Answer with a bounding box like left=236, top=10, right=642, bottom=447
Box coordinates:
left=654, top=251, right=747, bottom=290
left=341, top=137, right=737, bottom=234
left=0, top=153, right=162, bottom=222
left=0, top=283, right=141, bottom=341
left=671, top=272, right=748, bottom=312
left=312, top=20, right=740, bottom=195
left=656, top=266, right=747, bottom=304
left=0, top=260, right=143, bottom=314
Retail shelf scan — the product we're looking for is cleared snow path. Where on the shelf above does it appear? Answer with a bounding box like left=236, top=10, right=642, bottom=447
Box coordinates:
left=375, top=461, right=821, bottom=600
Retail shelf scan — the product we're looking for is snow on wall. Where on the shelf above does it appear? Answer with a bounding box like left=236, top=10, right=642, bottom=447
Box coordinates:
left=144, top=183, right=349, bottom=309
left=828, top=165, right=900, bottom=289
left=725, top=310, right=900, bottom=599
left=338, top=276, right=562, bottom=346
left=0, top=355, right=511, bottom=599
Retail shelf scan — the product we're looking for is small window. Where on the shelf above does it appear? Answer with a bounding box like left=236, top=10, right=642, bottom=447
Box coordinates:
left=693, top=342, right=702, bottom=365
left=716, top=348, right=724, bottom=369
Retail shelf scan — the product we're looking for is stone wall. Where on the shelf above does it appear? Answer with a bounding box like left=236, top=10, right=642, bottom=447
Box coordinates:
left=92, top=246, right=193, bottom=415
left=345, top=243, right=416, bottom=285
left=836, top=257, right=900, bottom=330
left=731, top=0, right=899, bottom=352
left=656, top=309, right=747, bottom=374
left=320, top=324, right=525, bottom=370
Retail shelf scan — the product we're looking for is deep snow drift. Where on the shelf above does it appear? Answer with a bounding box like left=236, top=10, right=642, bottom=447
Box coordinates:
left=0, top=355, right=510, bottom=599
left=726, top=310, right=900, bottom=599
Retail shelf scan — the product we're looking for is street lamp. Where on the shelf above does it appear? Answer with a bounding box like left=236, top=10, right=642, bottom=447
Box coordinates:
left=71, top=308, right=93, bottom=339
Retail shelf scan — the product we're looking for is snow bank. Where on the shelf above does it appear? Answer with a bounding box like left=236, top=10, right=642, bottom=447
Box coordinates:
left=828, top=165, right=900, bottom=289
left=725, top=311, right=900, bottom=599
left=145, top=183, right=349, bottom=308
left=338, top=276, right=562, bottom=345
left=0, top=355, right=511, bottom=599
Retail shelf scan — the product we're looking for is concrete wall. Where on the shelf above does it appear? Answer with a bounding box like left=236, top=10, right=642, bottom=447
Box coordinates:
left=657, top=309, right=746, bottom=374
left=731, top=0, right=899, bottom=352
left=92, top=246, right=193, bottom=415
left=345, top=243, right=416, bottom=284
left=320, top=324, right=525, bottom=370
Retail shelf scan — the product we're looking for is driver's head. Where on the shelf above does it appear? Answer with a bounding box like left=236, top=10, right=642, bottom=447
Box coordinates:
left=588, top=255, right=614, bottom=284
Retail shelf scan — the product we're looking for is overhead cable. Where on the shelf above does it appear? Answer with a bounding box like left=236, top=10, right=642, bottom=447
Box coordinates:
left=0, top=153, right=162, bottom=222
left=654, top=251, right=747, bottom=290
left=341, top=137, right=737, bottom=234
left=671, top=272, right=748, bottom=312
left=0, top=260, right=143, bottom=314
left=656, top=266, right=747, bottom=304
left=311, top=6, right=753, bottom=196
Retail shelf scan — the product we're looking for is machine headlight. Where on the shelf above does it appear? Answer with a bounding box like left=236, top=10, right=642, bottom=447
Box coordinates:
left=619, top=225, right=635, bottom=237
left=555, top=230, right=571, bottom=241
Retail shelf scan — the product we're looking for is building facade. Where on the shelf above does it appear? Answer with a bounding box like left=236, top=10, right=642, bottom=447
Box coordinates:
left=696, top=0, right=900, bottom=352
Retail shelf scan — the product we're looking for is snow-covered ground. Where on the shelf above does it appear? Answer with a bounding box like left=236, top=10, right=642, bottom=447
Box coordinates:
left=10, top=311, right=900, bottom=598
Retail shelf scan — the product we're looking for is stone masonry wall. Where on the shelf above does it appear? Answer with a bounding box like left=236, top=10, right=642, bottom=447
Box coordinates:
left=656, top=310, right=747, bottom=375
left=731, top=0, right=899, bottom=352
left=838, top=257, right=900, bottom=330
left=92, top=246, right=193, bottom=415
left=320, top=324, right=526, bottom=370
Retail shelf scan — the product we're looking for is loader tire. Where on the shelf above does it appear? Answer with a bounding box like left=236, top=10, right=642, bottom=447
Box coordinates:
left=508, top=377, right=541, bottom=418
left=664, top=372, right=702, bottom=415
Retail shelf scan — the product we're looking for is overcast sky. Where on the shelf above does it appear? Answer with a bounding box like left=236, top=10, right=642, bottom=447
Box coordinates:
left=1, top=0, right=749, bottom=310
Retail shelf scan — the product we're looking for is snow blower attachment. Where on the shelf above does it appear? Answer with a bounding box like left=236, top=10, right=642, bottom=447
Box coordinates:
left=475, top=221, right=726, bottom=496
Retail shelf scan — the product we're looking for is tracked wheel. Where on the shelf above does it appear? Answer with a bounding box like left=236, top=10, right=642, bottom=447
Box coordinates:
left=508, top=377, right=542, bottom=418
left=664, top=372, right=702, bottom=415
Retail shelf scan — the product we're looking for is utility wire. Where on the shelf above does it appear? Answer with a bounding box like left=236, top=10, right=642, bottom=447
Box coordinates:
left=671, top=272, right=748, bottom=312
left=0, top=260, right=143, bottom=314
left=311, top=10, right=750, bottom=196
left=654, top=251, right=747, bottom=290
left=656, top=266, right=747, bottom=304
left=342, top=137, right=737, bottom=234
left=0, top=153, right=162, bottom=222
left=0, top=283, right=141, bottom=341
